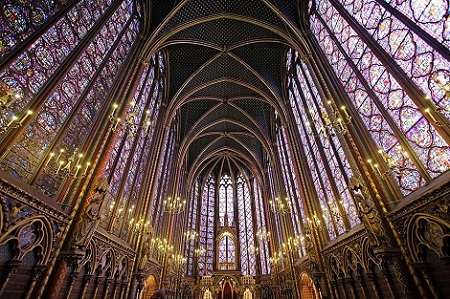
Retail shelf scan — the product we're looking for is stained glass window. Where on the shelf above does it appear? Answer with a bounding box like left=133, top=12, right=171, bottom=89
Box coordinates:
left=0, top=0, right=112, bottom=59
left=276, top=123, right=306, bottom=255
left=309, top=0, right=450, bottom=195
left=1, top=0, right=117, bottom=125
left=237, top=173, right=256, bottom=276
left=286, top=48, right=360, bottom=240
left=154, top=128, right=176, bottom=235
left=198, top=174, right=215, bottom=276
left=0, top=0, right=139, bottom=199
left=219, top=174, right=233, bottom=226
left=218, top=233, right=235, bottom=270
left=186, top=179, right=200, bottom=276
left=253, top=179, right=270, bottom=275
left=99, top=54, right=163, bottom=235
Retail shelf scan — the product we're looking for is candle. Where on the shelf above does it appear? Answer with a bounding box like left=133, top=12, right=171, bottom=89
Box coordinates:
left=341, top=105, right=349, bottom=118
left=113, top=118, right=121, bottom=130
left=56, top=160, right=64, bottom=174
left=424, top=108, right=437, bottom=123
left=83, top=162, right=90, bottom=176
left=56, top=148, right=65, bottom=161
left=7, top=115, right=18, bottom=127
left=111, top=103, right=118, bottom=118
left=74, top=164, right=81, bottom=177
left=76, top=153, right=83, bottom=165
left=374, top=163, right=382, bottom=176
left=45, top=152, right=55, bottom=167
left=337, top=118, right=344, bottom=130
left=367, top=159, right=376, bottom=172
left=18, top=110, right=33, bottom=126
left=378, top=149, right=388, bottom=164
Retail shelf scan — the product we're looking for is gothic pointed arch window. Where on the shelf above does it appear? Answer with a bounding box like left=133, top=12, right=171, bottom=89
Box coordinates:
left=198, top=173, right=215, bottom=276
left=100, top=53, right=164, bottom=236
left=237, top=173, right=256, bottom=275
left=253, top=179, right=270, bottom=275
left=218, top=232, right=236, bottom=270
left=152, top=124, right=176, bottom=235
left=185, top=178, right=200, bottom=276
left=286, top=48, right=360, bottom=240
left=0, top=0, right=141, bottom=198
left=308, top=0, right=450, bottom=195
left=219, top=173, right=233, bottom=226
left=275, top=122, right=307, bottom=254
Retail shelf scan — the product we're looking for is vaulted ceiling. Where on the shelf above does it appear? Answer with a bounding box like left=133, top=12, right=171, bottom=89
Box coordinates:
left=143, top=0, right=307, bottom=183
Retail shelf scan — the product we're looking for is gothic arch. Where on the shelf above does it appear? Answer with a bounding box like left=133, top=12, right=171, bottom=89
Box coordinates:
left=97, top=248, right=116, bottom=278
left=78, top=240, right=97, bottom=275
left=407, top=213, right=450, bottom=263
left=0, top=215, right=53, bottom=264
left=343, top=247, right=363, bottom=277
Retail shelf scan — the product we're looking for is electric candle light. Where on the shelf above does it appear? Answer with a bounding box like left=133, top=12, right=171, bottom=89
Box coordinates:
left=367, top=159, right=376, bottom=172
left=83, top=162, right=91, bottom=176
left=45, top=152, right=55, bottom=167
left=113, top=118, right=121, bottom=130
left=56, top=148, right=65, bottom=161
left=76, top=153, right=83, bottom=165
left=337, top=118, right=344, bottom=130
left=374, top=163, right=382, bottom=176
left=56, top=160, right=64, bottom=174
left=341, top=105, right=349, bottom=118
left=424, top=108, right=437, bottom=122
left=7, top=115, right=18, bottom=127
left=18, top=110, right=33, bottom=125
left=111, top=103, right=118, bottom=117
left=74, top=164, right=81, bottom=177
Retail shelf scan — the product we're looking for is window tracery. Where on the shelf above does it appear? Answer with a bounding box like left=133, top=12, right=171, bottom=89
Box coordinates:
left=309, top=0, right=450, bottom=195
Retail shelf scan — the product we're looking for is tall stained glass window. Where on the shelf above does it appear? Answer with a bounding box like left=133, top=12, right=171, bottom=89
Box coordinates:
left=187, top=171, right=268, bottom=277
left=286, top=48, right=360, bottom=240
left=198, top=173, right=215, bottom=276
left=308, top=0, right=450, bottom=196
left=101, top=53, right=164, bottom=235
left=253, top=180, right=270, bottom=275
left=276, top=122, right=306, bottom=255
left=185, top=179, right=200, bottom=276
left=218, top=174, right=233, bottom=226
left=0, top=0, right=140, bottom=199
left=237, top=173, right=256, bottom=275
left=218, top=233, right=236, bottom=270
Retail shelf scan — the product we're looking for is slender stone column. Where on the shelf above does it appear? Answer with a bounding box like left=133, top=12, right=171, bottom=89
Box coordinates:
left=24, top=265, right=47, bottom=299
left=355, top=274, right=368, bottom=299
left=79, top=274, right=93, bottom=299
left=366, top=273, right=381, bottom=299
left=91, top=276, right=102, bottom=299
left=0, top=259, right=21, bottom=296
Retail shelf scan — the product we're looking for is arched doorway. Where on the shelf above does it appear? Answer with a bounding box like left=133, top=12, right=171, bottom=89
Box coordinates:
left=141, top=275, right=158, bottom=299
left=217, top=279, right=237, bottom=299
left=300, top=273, right=318, bottom=299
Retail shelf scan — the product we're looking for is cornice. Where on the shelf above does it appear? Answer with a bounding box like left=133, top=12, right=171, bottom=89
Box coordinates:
left=321, top=225, right=366, bottom=255
left=94, top=227, right=136, bottom=256
left=0, top=170, right=70, bottom=223
left=388, top=179, right=450, bottom=221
